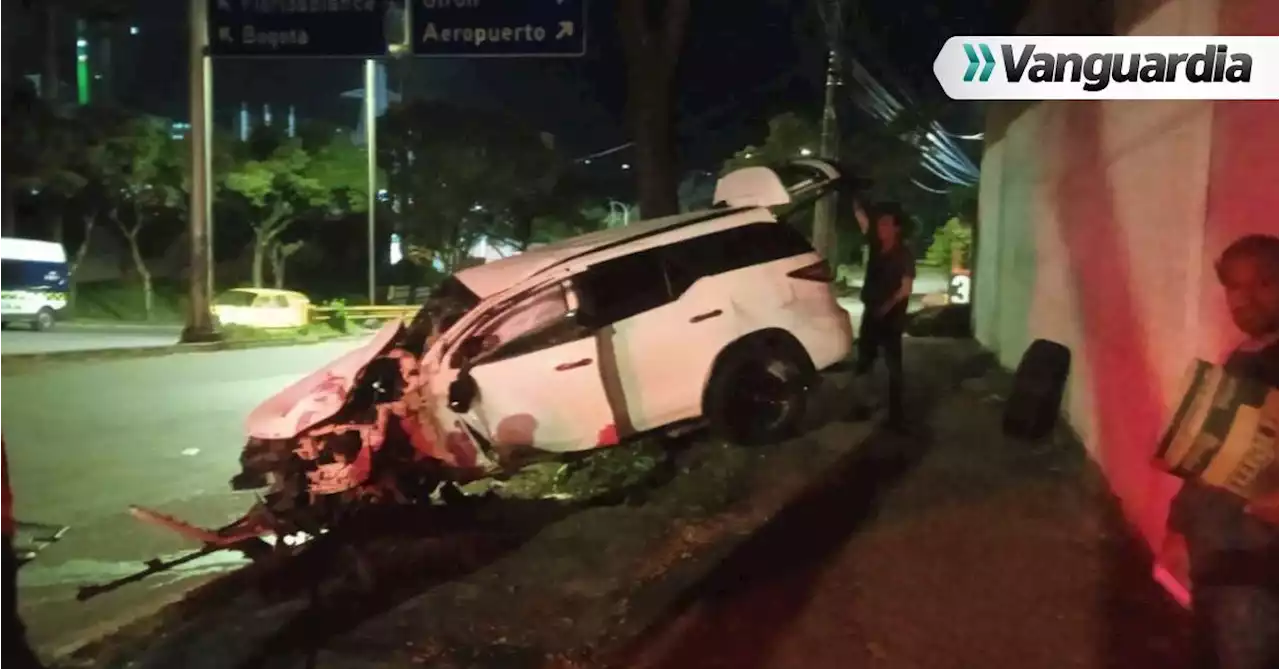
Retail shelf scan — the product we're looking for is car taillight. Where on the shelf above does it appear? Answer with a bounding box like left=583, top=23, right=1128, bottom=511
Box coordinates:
left=787, top=260, right=834, bottom=283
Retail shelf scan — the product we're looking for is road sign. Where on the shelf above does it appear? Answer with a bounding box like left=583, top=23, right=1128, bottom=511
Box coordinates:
left=208, top=0, right=403, bottom=58
left=413, top=0, right=587, bottom=58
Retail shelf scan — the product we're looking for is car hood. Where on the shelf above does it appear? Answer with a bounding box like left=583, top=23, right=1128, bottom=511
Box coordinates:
left=245, top=320, right=406, bottom=440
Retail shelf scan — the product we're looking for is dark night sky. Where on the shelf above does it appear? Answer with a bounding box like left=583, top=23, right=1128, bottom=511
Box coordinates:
left=106, top=0, right=1025, bottom=169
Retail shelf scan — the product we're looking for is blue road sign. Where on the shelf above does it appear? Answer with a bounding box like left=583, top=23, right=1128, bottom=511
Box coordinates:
left=208, top=0, right=406, bottom=58
left=413, top=0, right=587, bottom=58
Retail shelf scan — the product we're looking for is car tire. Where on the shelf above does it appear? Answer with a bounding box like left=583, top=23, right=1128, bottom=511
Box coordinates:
left=704, top=334, right=816, bottom=446
left=1003, top=338, right=1071, bottom=441
left=32, top=307, right=55, bottom=332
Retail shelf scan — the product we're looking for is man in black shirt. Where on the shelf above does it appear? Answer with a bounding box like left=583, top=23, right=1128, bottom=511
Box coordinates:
left=1166, top=233, right=1278, bottom=669
left=850, top=200, right=915, bottom=429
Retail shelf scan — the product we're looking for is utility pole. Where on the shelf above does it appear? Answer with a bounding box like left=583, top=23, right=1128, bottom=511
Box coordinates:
left=813, top=0, right=844, bottom=265
left=181, top=0, right=217, bottom=342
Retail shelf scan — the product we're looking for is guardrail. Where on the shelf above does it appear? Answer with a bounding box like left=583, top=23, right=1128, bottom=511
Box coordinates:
left=308, top=305, right=419, bottom=325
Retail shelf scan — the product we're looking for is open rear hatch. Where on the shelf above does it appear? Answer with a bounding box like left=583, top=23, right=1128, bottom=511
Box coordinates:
left=712, top=158, right=842, bottom=209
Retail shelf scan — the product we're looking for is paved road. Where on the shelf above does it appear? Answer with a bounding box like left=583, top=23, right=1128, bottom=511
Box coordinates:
left=1, top=337, right=375, bottom=658
left=1, top=323, right=184, bottom=355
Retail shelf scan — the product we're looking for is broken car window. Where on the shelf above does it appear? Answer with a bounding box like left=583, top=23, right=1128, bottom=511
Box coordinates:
left=465, top=284, right=571, bottom=363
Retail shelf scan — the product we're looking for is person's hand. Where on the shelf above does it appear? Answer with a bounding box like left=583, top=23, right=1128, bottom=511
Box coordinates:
left=853, top=200, right=870, bottom=229
left=1245, top=489, right=1279, bottom=525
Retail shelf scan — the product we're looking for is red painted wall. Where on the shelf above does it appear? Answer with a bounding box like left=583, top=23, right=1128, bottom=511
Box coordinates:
left=974, top=0, right=1278, bottom=564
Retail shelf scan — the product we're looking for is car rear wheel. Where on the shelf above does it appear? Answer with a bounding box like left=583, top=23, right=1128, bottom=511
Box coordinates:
left=705, top=337, right=815, bottom=446
left=32, top=308, right=55, bottom=332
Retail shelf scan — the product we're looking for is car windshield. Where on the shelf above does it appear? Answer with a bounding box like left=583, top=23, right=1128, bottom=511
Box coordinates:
left=214, top=290, right=258, bottom=307
left=402, top=276, right=482, bottom=354
left=422, top=277, right=481, bottom=328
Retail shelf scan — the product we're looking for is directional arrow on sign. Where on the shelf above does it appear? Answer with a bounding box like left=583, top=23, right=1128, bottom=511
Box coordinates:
left=556, top=21, right=574, bottom=39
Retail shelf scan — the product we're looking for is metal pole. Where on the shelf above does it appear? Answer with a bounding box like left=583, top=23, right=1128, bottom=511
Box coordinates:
left=203, top=54, right=215, bottom=297
left=181, top=0, right=215, bottom=342
left=365, top=58, right=377, bottom=306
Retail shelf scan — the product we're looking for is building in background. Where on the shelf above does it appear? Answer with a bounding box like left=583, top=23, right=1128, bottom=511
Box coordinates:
left=76, top=18, right=143, bottom=106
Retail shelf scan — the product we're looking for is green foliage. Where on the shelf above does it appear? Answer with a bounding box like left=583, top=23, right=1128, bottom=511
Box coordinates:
left=551, top=437, right=669, bottom=500
left=222, top=130, right=368, bottom=286
left=89, top=115, right=186, bottom=219
left=924, top=216, right=974, bottom=268
left=379, top=100, right=562, bottom=271
left=322, top=298, right=351, bottom=333
left=72, top=278, right=186, bottom=322
left=721, top=112, right=819, bottom=175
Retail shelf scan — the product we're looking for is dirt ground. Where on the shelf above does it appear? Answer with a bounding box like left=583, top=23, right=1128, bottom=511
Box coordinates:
left=612, top=341, right=1192, bottom=669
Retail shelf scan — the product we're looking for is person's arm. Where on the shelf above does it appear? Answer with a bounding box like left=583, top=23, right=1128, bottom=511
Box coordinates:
left=854, top=200, right=882, bottom=257
left=853, top=200, right=871, bottom=235
left=876, top=276, right=913, bottom=317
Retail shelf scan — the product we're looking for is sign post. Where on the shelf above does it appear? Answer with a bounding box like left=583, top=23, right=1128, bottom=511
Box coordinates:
left=192, top=0, right=587, bottom=316
left=365, top=58, right=378, bottom=306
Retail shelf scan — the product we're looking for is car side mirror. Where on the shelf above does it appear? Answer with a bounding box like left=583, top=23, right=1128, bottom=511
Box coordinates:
left=448, top=367, right=478, bottom=413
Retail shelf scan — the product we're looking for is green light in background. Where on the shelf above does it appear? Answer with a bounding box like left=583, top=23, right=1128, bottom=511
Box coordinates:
left=76, top=56, right=90, bottom=105
left=76, top=26, right=90, bottom=105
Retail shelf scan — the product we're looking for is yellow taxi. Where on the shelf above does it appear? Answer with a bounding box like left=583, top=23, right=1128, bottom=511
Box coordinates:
left=212, top=288, right=311, bottom=329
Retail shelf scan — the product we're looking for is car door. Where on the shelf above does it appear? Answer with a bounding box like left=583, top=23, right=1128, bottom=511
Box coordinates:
left=445, top=280, right=618, bottom=455
left=578, top=237, right=747, bottom=437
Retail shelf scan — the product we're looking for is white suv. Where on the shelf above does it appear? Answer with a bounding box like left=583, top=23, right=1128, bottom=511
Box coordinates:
left=235, top=160, right=854, bottom=511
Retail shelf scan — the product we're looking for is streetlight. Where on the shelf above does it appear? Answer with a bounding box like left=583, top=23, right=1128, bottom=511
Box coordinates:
left=800, top=147, right=813, bottom=156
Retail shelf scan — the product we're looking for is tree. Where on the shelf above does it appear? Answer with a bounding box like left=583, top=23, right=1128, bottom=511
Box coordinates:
left=379, top=100, right=560, bottom=273
left=87, top=115, right=184, bottom=319
left=925, top=216, right=973, bottom=269
left=721, top=112, right=819, bottom=175
left=617, top=0, right=691, bottom=219
left=269, top=240, right=306, bottom=289
left=223, top=133, right=367, bottom=287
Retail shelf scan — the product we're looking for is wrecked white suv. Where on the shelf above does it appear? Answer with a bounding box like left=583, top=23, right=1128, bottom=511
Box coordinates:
left=200, top=160, right=853, bottom=538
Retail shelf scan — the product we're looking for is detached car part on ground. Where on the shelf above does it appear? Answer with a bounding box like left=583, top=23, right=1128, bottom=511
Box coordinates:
left=128, top=160, right=856, bottom=553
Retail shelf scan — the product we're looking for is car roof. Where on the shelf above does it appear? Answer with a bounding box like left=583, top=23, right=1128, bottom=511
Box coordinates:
left=1, top=237, right=67, bottom=263
left=454, top=207, right=756, bottom=297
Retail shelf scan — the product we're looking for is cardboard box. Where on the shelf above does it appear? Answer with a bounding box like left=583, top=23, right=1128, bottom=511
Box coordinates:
left=1155, top=359, right=1278, bottom=500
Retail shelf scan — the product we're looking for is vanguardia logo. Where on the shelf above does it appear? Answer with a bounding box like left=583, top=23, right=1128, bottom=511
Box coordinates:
left=935, top=37, right=1278, bottom=101
left=1002, top=44, right=1252, bottom=91
left=961, top=42, right=1253, bottom=91
left=963, top=44, right=996, bottom=82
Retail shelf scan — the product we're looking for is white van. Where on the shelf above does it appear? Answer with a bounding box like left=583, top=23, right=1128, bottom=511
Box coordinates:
left=1, top=238, right=69, bottom=331
left=427, top=160, right=854, bottom=452
left=238, top=160, right=856, bottom=508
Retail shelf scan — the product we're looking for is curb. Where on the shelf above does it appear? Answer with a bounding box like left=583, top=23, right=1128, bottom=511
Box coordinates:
left=1, top=333, right=371, bottom=372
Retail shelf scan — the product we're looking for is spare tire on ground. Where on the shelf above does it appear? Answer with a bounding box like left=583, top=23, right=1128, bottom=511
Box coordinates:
left=1003, top=339, right=1072, bottom=441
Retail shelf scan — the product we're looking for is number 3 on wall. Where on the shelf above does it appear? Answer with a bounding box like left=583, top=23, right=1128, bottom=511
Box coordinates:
left=948, top=273, right=971, bottom=305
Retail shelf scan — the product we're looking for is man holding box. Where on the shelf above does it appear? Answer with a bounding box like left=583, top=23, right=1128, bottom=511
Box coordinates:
left=1166, top=234, right=1278, bottom=669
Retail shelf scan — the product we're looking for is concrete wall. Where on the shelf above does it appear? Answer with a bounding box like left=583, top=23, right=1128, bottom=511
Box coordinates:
left=974, top=0, right=1278, bottom=552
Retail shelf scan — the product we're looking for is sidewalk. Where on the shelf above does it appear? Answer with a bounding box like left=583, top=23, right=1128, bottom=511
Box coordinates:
left=616, top=341, right=1192, bottom=669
